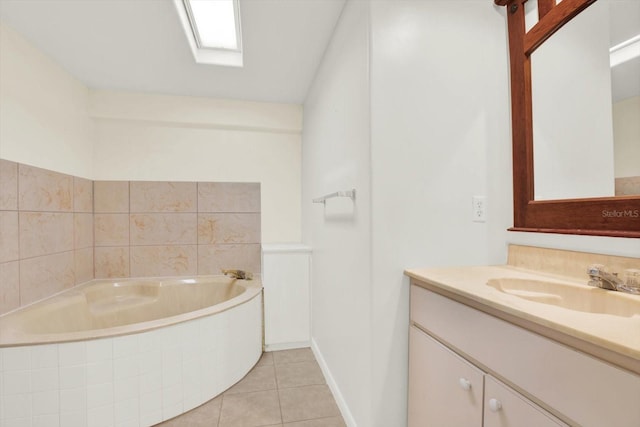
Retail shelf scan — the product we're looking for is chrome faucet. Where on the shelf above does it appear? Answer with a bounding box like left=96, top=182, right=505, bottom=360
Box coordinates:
left=222, top=269, right=253, bottom=280
left=587, top=264, right=623, bottom=291
left=587, top=264, right=640, bottom=294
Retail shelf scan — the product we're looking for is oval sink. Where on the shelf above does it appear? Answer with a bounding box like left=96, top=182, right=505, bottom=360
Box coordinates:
left=486, top=278, right=640, bottom=317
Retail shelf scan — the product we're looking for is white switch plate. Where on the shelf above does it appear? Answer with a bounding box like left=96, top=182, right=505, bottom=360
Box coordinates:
left=472, top=196, right=486, bottom=222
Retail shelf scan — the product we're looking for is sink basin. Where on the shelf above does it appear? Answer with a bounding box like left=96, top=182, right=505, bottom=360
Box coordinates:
left=486, top=278, right=640, bottom=317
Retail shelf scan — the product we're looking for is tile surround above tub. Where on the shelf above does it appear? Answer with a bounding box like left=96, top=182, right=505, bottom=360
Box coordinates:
left=1, top=160, right=94, bottom=314
left=0, top=211, right=19, bottom=262
left=94, top=181, right=262, bottom=279
left=0, top=159, right=18, bottom=210
left=94, top=181, right=129, bottom=213
left=130, top=181, right=197, bottom=213
left=94, top=214, right=129, bottom=247
left=18, top=163, right=73, bottom=212
left=94, top=247, right=130, bottom=279
left=19, top=251, right=75, bottom=306
left=130, top=213, right=198, bottom=245
left=197, top=244, right=262, bottom=276
left=0, top=158, right=262, bottom=312
left=74, top=177, right=94, bottom=213
left=75, top=247, right=94, bottom=285
left=74, top=213, right=94, bottom=249
left=0, top=261, right=20, bottom=314
left=19, top=212, right=74, bottom=258
left=130, top=245, right=198, bottom=277
left=198, top=182, right=261, bottom=213
left=198, top=213, right=261, bottom=244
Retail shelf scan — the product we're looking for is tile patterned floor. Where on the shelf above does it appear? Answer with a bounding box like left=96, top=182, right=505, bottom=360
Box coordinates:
left=156, top=348, right=346, bottom=427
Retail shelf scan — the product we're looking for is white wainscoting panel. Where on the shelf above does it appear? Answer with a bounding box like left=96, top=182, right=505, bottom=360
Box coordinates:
left=262, top=244, right=312, bottom=350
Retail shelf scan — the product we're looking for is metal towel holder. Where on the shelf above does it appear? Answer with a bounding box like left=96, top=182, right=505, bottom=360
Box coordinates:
left=312, top=189, right=356, bottom=204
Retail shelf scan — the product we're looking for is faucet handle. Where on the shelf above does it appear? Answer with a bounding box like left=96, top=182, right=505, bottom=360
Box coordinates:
left=222, top=269, right=253, bottom=280
left=621, top=269, right=640, bottom=294
left=587, top=263, right=607, bottom=276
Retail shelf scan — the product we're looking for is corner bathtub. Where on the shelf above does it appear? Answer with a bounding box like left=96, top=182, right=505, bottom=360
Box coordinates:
left=0, top=276, right=263, bottom=427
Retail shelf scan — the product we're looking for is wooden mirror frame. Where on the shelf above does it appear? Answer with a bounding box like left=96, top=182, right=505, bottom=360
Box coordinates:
left=496, top=0, right=640, bottom=238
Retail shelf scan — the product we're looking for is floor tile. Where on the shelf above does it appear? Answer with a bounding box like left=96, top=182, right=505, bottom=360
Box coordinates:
left=273, top=348, right=315, bottom=365
left=256, top=352, right=274, bottom=367
left=226, top=365, right=277, bottom=395
left=155, top=350, right=346, bottom=427
left=279, top=385, right=340, bottom=424
left=156, top=395, right=221, bottom=426
left=219, top=390, right=282, bottom=427
left=284, top=417, right=346, bottom=427
left=275, top=361, right=325, bottom=389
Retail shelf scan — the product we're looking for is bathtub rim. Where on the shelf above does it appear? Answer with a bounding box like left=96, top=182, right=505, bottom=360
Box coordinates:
left=0, top=274, right=263, bottom=347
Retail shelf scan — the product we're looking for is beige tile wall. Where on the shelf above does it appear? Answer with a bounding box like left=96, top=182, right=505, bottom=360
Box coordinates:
left=0, top=159, right=261, bottom=315
left=0, top=160, right=94, bottom=314
left=94, top=180, right=261, bottom=279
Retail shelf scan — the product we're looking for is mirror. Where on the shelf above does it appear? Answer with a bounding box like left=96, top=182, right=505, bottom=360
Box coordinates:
left=610, top=0, right=640, bottom=196
left=495, top=0, right=640, bottom=237
left=530, top=0, right=640, bottom=200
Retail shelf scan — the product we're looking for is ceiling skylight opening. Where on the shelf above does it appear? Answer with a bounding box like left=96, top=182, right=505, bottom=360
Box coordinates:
left=185, top=0, right=240, bottom=51
left=174, top=0, right=243, bottom=67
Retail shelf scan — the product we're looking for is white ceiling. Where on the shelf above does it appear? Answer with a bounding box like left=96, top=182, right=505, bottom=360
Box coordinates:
left=1, top=0, right=635, bottom=104
left=0, top=0, right=345, bottom=104
left=609, top=0, right=640, bottom=102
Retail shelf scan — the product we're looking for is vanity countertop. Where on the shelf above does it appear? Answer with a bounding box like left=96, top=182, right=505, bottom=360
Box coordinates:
left=405, top=265, right=640, bottom=375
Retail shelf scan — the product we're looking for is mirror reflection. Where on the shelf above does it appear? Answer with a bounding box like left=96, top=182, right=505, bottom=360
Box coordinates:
left=531, top=0, right=640, bottom=200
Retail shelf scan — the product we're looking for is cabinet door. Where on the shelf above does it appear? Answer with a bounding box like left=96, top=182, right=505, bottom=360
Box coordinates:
left=408, top=326, right=484, bottom=427
left=484, top=376, right=567, bottom=427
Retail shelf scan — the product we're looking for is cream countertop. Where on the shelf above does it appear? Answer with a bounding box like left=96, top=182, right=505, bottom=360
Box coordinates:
left=405, top=265, right=640, bottom=374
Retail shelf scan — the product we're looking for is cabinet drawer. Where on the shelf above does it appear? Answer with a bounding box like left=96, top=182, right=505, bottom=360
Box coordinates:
left=409, top=326, right=484, bottom=427
left=410, top=284, right=640, bottom=427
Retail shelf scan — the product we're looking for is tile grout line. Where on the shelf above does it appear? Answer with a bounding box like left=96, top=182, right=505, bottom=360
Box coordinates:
left=128, top=181, right=132, bottom=278
left=273, top=362, right=285, bottom=426
left=213, top=395, right=220, bottom=427
left=16, top=164, right=22, bottom=309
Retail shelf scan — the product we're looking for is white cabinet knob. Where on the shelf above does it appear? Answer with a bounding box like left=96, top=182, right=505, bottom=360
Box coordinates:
left=458, top=378, right=472, bottom=391
left=489, top=398, right=502, bottom=412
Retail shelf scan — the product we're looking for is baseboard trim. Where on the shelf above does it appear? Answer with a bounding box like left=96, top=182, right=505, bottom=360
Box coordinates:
left=311, top=338, right=358, bottom=427
left=264, top=341, right=310, bottom=351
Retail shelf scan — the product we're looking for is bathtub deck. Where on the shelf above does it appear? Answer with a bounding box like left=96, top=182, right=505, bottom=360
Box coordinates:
left=156, top=348, right=346, bottom=427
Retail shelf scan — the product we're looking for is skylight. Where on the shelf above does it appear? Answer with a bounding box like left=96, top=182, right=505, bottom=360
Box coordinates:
left=174, top=0, right=243, bottom=67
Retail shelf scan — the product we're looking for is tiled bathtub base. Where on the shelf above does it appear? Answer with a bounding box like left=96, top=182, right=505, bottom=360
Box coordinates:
left=0, top=294, right=263, bottom=427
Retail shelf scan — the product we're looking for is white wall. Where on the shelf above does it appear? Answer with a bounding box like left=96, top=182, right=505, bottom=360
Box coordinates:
left=0, top=23, right=93, bottom=178
left=370, top=2, right=512, bottom=425
left=301, top=1, right=372, bottom=425
left=0, top=23, right=303, bottom=243
left=304, top=1, right=638, bottom=426
left=613, top=95, right=640, bottom=178
left=90, top=90, right=303, bottom=243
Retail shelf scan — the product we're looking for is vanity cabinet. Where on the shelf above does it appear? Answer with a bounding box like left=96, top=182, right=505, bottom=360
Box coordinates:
left=409, top=282, right=640, bottom=427
left=408, top=326, right=484, bottom=426
left=409, top=325, right=565, bottom=427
